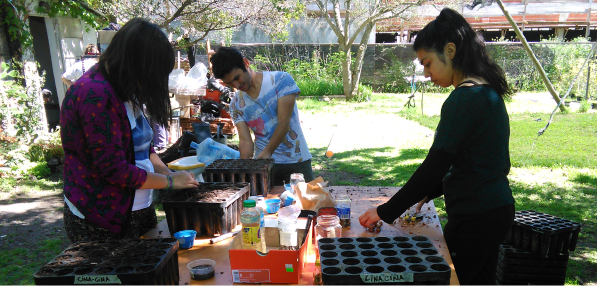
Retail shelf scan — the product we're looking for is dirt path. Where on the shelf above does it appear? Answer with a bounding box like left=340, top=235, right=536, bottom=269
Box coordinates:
left=0, top=189, right=70, bottom=251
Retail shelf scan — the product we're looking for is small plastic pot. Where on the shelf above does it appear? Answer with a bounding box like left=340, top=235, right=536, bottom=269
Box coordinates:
left=265, top=199, right=281, bottom=214
left=173, top=230, right=197, bottom=249
left=188, top=259, right=216, bottom=280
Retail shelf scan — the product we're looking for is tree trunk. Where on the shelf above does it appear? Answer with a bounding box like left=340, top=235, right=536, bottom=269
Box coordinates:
left=340, top=44, right=354, bottom=99
left=349, top=23, right=374, bottom=100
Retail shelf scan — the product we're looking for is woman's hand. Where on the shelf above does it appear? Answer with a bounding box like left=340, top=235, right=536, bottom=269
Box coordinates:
left=415, top=196, right=428, bottom=213
left=170, top=171, right=199, bottom=189
left=359, top=207, right=382, bottom=228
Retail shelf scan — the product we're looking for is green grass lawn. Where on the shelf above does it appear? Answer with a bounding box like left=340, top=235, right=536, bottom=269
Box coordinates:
left=298, top=92, right=597, bottom=285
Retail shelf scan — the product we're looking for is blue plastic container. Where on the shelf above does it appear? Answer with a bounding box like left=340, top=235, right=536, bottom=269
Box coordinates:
left=173, top=230, right=197, bottom=249
left=265, top=199, right=281, bottom=214
left=190, top=138, right=240, bottom=166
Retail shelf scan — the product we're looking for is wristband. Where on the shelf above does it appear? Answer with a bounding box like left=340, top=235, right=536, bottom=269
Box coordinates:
left=166, top=175, right=173, bottom=190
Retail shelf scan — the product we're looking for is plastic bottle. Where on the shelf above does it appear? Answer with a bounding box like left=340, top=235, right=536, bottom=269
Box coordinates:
left=335, top=193, right=351, bottom=227
left=240, top=200, right=263, bottom=252
left=249, top=196, right=266, bottom=252
left=190, top=138, right=240, bottom=166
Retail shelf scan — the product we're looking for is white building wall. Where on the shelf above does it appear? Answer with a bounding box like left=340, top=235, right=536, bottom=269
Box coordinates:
left=231, top=18, right=375, bottom=44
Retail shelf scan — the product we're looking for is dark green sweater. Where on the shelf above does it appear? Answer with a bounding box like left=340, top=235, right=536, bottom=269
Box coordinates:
left=377, top=85, right=515, bottom=223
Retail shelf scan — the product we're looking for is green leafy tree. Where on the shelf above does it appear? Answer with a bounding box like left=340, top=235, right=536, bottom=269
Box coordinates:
left=308, top=0, right=450, bottom=100
left=96, top=0, right=305, bottom=48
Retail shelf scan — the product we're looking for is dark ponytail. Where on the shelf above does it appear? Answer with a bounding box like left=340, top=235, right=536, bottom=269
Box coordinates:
left=413, top=8, right=512, bottom=99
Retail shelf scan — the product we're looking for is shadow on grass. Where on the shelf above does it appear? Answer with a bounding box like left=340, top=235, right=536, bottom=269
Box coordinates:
left=510, top=180, right=597, bottom=284
left=572, top=173, right=597, bottom=187
left=310, top=146, right=428, bottom=187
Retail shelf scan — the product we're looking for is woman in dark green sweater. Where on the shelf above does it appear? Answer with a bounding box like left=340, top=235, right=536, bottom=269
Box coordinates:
left=359, top=8, right=515, bottom=285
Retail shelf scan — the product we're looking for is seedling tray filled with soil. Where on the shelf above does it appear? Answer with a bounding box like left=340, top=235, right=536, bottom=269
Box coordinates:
left=203, top=159, right=274, bottom=196
left=33, top=238, right=179, bottom=285
left=318, top=236, right=451, bottom=285
left=162, top=182, right=250, bottom=237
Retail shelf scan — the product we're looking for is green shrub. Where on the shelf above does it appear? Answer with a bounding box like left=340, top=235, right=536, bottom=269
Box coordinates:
left=579, top=101, right=590, bottom=113
left=28, top=162, right=51, bottom=178
left=353, top=84, right=373, bottom=102
left=297, top=79, right=344, bottom=97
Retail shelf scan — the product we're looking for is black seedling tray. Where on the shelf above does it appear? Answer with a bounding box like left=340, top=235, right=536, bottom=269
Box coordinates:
left=162, top=182, right=250, bottom=237
left=496, top=244, right=569, bottom=285
left=496, top=266, right=565, bottom=285
left=318, top=236, right=451, bottom=285
left=33, top=238, right=179, bottom=285
left=203, top=159, right=274, bottom=196
left=505, top=210, right=581, bottom=258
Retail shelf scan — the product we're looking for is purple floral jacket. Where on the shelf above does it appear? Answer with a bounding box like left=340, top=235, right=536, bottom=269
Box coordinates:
left=60, top=65, right=154, bottom=234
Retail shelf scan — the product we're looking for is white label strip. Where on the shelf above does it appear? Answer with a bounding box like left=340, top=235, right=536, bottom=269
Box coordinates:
left=360, top=273, right=414, bottom=283
left=74, top=275, right=122, bottom=284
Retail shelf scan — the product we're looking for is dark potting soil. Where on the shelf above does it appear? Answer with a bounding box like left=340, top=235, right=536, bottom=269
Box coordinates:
left=37, top=239, right=173, bottom=274
left=191, top=265, right=215, bottom=280
left=162, top=183, right=247, bottom=203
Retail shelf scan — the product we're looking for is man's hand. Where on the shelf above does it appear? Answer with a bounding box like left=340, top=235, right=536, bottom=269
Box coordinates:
left=256, top=150, right=272, bottom=159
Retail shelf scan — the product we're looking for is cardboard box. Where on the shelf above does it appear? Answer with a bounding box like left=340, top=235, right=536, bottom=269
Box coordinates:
left=229, top=217, right=313, bottom=284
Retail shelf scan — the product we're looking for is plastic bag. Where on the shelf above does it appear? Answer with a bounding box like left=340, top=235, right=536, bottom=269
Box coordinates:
left=190, top=138, right=240, bottom=166
left=294, top=177, right=335, bottom=212
left=278, top=205, right=301, bottom=224
left=184, top=63, right=208, bottom=89
left=168, top=69, right=186, bottom=90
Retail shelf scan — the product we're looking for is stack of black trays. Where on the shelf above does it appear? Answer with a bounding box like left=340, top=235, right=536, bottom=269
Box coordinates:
left=497, top=210, right=581, bottom=285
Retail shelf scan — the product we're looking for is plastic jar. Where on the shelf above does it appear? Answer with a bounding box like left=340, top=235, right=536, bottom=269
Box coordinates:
left=278, top=217, right=298, bottom=251
left=315, top=215, right=342, bottom=241
left=240, top=200, right=263, bottom=252
left=335, top=193, right=351, bottom=227
left=289, top=173, right=305, bottom=195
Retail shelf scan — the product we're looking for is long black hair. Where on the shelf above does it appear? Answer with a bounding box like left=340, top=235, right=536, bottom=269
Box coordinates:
left=413, top=8, right=512, bottom=99
left=98, top=18, right=174, bottom=127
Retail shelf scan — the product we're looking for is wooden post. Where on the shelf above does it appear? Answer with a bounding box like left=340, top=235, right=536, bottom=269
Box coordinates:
left=586, top=0, right=593, bottom=39
left=495, top=0, right=566, bottom=112
left=522, top=0, right=528, bottom=31
left=460, top=0, right=464, bottom=15
left=586, top=65, right=591, bottom=101
left=206, top=39, right=212, bottom=74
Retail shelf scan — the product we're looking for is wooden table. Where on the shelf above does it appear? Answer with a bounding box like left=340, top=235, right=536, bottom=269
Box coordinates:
left=143, top=186, right=460, bottom=285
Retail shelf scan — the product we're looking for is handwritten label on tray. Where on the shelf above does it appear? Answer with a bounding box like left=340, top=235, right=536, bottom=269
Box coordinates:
left=75, top=275, right=122, bottom=284
left=360, top=273, right=414, bottom=283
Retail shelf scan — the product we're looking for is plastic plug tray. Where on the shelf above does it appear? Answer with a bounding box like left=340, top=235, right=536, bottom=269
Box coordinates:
left=33, top=238, right=179, bottom=285
left=318, top=236, right=451, bottom=285
left=505, top=210, right=581, bottom=258
left=203, top=159, right=274, bottom=196
left=162, top=182, right=250, bottom=237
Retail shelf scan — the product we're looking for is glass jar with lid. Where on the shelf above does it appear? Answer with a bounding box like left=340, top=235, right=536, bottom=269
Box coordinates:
left=335, top=193, right=351, bottom=227
left=315, top=213, right=342, bottom=241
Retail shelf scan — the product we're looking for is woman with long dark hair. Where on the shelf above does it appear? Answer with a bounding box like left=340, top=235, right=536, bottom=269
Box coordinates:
left=359, top=8, right=515, bottom=284
left=60, top=18, right=198, bottom=242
